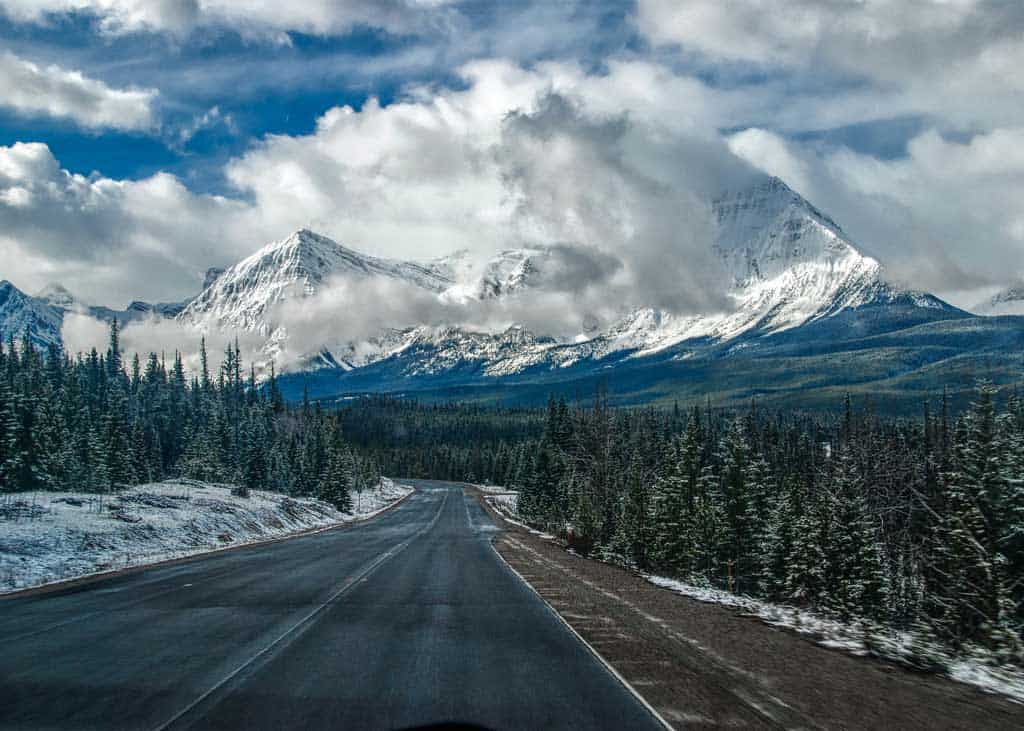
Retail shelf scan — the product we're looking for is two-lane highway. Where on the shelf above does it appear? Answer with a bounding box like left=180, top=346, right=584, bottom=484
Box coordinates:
left=0, top=481, right=664, bottom=730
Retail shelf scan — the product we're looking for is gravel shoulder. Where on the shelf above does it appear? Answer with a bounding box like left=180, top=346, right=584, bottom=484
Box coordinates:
left=476, top=489, right=1024, bottom=730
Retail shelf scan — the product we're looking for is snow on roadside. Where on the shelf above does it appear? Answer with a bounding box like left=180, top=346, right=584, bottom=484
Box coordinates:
left=0, top=478, right=412, bottom=594
left=474, top=486, right=1024, bottom=703
left=472, top=483, right=519, bottom=495
left=645, top=574, right=1024, bottom=704
left=481, top=490, right=558, bottom=541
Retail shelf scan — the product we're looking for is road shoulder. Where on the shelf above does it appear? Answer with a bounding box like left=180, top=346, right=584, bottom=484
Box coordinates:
left=474, top=488, right=1024, bottom=730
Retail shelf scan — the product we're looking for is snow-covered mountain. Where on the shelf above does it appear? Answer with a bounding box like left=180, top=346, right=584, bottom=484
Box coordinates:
left=181, top=229, right=452, bottom=335
left=0, top=278, right=198, bottom=350
left=572, top=176, right=951, bottom=360
left=434, top=247, right=556, bottom=302
left=974, top=285, right=1024, bottom=316
left=172, top=175, right=962, bottom=381
left=1, top=175, right=968, bottom=393
left=0, top=280, right=64, bottom=348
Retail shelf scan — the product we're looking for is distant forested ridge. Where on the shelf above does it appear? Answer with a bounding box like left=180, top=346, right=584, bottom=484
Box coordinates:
left=2, top=322, right=1023, bottom=662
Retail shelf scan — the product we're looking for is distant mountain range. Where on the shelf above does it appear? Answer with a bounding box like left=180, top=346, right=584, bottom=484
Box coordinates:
left=975, top=284, right=1024, bottom=316
left=3, top=175, right=1021, bottom=413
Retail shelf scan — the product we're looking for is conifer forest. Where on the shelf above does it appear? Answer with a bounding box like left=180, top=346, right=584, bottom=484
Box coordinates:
left=3, top=322, right=1024, bottom=665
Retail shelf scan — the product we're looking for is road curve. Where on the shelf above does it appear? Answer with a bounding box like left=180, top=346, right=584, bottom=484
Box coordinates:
left=0, top=480, right=664, bottom=730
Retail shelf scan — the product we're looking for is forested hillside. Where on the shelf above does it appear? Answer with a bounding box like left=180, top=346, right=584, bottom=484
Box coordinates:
left=0, top=323, right=377, bottom=512
left=3, top=321, right=1023, bottom=664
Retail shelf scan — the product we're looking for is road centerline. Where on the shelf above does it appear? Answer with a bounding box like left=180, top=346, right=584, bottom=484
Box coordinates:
left=152, top=487, right=449, bottom=731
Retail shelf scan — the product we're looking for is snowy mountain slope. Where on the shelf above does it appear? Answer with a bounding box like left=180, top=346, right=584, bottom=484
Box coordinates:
left=180, top=228, right=453, bottom=336
left=1, top=175, right=969, bottom=396
left=0, top=277, right=200, bottom=350
left=974, top=284, right=1024, bottom=316
left=382, top=176, right=958, bottom=377
left=0, top=280, right=63, bottom=348
left=436, top=247, right=556, bottom=303
left=172, top=175, right=965, bottom=383
left=584, top=176, right=952, bottom=359
left=38, top=282, right=190, bottom=323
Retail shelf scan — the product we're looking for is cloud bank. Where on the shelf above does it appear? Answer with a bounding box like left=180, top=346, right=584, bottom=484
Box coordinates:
left=0, top=51, right=156, bottom=130
left=0, top=0, right=458, bottom=38
left=3, top=2, right=1024, bottom=317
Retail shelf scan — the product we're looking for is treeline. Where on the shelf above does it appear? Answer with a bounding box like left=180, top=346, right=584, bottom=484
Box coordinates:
left=0, top=324, right=378, bottom=511
left=4, top=320, right=1023, bottom=661
left=335, top=395, right=543, bottom=483
left=297, top=383, right=1024, bottom=661
left=504, top=387, right=1024, bottom=662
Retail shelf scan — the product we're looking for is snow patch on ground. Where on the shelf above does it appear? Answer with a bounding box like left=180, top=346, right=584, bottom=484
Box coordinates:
left=645, top=574, right=1024, bottom=704
left=0, top=478, right=412, bottom=594
left=482, top=490, right=557, bottom=541
left=471, top=483, right=518, bottom=495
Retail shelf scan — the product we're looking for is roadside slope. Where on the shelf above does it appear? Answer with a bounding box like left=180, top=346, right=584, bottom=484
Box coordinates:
left=479, top=492, right=1024, bottom=729
left=0, top=478, right=411, bottom=594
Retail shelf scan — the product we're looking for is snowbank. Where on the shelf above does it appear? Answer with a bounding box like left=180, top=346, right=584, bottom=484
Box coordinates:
left=645, top=574, right=1024, bottom=704
left=0, top=478, right=412, bottom=594
left=473, top=483, right=519, bottom=495
left=482, top=490, right=557, bottom=541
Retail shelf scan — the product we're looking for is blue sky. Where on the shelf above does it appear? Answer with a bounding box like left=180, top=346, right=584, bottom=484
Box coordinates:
left=0, top=0, right=1022, bottom=308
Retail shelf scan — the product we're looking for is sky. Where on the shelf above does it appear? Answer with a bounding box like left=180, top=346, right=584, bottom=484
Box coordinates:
left=0, top=0, right=1022, bottom=311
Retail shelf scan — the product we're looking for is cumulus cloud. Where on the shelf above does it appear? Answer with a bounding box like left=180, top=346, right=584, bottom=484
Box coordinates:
left=636, top=0, right=1024, bottom=133
left=225, top=63, right=760, bottom=319
left=9, top=32, right=1021, bottom=331
left=0, top=141, right=252, bottom=305
left=0, top=0, right=457, bottom=38
left=223, top=60, right=541, bottom=261
left=497, top=93, right=749, bottom=314
left=0, top=51, right=156, bottom=130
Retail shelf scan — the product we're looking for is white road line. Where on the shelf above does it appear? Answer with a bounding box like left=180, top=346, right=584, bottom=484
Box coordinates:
left=490, top=539, right=676, bottom=731
left=152, top=487, right=450, bottom=731
left=502, top=536, right=813, bottom=729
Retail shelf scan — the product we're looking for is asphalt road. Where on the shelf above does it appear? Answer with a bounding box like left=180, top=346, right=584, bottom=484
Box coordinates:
left=0, top=480, right=664, bottom=730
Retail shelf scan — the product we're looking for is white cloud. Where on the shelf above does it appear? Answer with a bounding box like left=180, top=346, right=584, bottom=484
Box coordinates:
left=0, top=0, right=457, bottom=37
left=727, top=128, right=811, bottom=196
left=635, top=0, right=1024, bottom=133
left=6, top=46, right=1022, bottom=320
left=2, top=59, right=758, bottom=318
left=224, top=61, right=544, bottom=262
left=0, top=51, right=157, bottom=130
left=0, top=141, right=251, bottom=305
left=726, top=125, right=1024, bottom=304
left=226, top=61, right=753, bottom=315
left=61, top=310, right=266, bottom=378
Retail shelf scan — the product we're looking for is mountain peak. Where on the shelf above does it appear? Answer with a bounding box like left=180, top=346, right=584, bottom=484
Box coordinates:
left=35, top=282, right=77, bottom=309
left=180, top=228, right=452, bottom=335
left=975, top=283, right=1024, bottom=315
left=712, top=174, right=862, bottom=287
left=254, top=228, right=375, bottom=274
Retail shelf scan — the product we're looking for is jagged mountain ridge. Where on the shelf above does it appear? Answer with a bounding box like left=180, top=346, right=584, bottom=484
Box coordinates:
left=181, top=229, right=453, bottom=336
left=0, top=277, right=207, bottom=350
left=974, top=284, right=1024, bottom=316
left=0, top=280, right=64, bottom=348
left=175, top=175, right=961, bottom=381
left=1, top=175, right=967, bottom=394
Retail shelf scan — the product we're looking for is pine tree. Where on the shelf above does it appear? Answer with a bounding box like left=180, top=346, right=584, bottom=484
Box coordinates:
left=318, top=446, right=354, bottom=512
